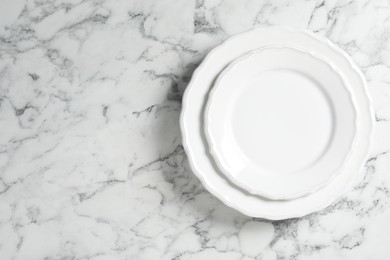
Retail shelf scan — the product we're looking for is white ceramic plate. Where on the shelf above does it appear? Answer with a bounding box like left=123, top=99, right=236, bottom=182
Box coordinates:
left=180, top=27, right=374, bottom=220
left=204, top=46, right=358, bottom=199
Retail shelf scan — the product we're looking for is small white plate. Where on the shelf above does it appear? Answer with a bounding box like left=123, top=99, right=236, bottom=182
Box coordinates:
left=204, top=46, right=357, bottom=199
left=180, top=27, right=374, bottom=220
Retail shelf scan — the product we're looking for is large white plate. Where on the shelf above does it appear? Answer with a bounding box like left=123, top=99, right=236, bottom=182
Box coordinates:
left=204, top=46, right=358, bottom=199
left=180, top=27, right=374, bottom=220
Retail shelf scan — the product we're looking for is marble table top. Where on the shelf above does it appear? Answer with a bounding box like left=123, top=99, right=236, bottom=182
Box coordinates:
left=1, top=0, right=390, bottom=259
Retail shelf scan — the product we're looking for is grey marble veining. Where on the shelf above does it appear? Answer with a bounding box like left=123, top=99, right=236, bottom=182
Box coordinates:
left=1, top=0, right=390, bottom=259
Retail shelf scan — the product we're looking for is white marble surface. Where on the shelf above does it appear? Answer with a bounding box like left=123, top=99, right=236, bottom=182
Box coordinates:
left=1, top=0, right=390, bottom=259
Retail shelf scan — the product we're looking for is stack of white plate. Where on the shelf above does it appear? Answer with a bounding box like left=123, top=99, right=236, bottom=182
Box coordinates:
left=180, top=27, right=375, bottom=220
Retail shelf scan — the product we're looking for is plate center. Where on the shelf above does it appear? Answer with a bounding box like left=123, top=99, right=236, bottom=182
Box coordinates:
left=231, top=69, right=334, bottom=175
